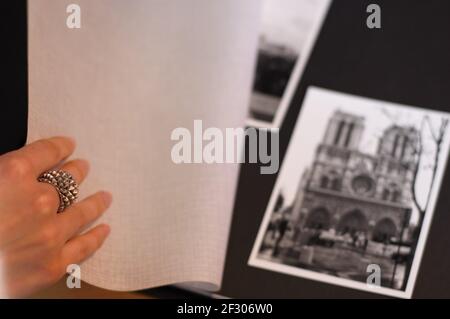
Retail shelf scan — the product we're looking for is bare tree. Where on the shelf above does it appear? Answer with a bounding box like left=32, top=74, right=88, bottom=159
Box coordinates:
left=381, top=108, right=448, bottom=225
left=401, top=116, right=449, bottom=290
left=409, top=118, right=425, bottom=218
left=410, top=116, right=449, bottom=231
left=382, top=109, right=448, bottom=290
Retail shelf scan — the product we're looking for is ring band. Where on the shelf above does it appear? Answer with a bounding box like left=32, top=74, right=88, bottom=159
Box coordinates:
left=38, top=170, right=79, bottom=213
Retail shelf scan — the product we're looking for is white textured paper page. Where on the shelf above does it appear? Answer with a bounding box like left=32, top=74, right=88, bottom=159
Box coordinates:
left=28, top=0, right=260, bottom=291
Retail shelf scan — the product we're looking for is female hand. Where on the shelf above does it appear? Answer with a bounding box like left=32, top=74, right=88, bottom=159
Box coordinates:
left=0, top=137, right=112, bottom=298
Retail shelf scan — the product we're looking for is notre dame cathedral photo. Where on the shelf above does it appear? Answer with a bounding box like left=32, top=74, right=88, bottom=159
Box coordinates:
left=249, top=87, right=450, bottom=298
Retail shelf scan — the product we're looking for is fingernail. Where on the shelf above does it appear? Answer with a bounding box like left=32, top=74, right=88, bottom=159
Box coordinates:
left=62, top=136, right=76, bottom=147
left=67, top=136, right=76, bottom=144
left=79, top=159, right=90, bottom=172
left=102, top=224, right=111, bottom=235
left=101, top=191, right=113, bottom=207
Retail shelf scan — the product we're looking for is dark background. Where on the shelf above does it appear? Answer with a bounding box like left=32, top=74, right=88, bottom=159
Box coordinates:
left=0, top=1, right=27, bottom=155
left=220, top=0, right=450, bottom=298
left=3, top=0, right=450, bottom=298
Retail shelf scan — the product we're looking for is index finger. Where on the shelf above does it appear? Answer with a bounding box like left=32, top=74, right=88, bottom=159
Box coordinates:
left=11, top=137, right=76, bottom=176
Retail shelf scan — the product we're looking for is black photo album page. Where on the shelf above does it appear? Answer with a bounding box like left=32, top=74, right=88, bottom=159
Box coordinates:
left=219, top=0, right=450, bottom=299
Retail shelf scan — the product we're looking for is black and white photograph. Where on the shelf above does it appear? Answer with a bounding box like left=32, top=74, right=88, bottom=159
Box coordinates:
left=246, top=0, right=331, bottom=128
left=249, top=87, right=450, bottom=298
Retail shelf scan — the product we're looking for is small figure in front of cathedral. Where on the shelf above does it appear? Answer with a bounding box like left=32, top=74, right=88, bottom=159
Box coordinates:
left=272, top=208, right=292, bottom=257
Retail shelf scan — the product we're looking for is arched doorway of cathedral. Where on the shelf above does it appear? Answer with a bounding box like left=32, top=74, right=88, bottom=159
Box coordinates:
left=304, top=207, right=331, bottom=230
left=372, top=218, right=397, bottom=243
left=337, top=210, right=368, bottom=235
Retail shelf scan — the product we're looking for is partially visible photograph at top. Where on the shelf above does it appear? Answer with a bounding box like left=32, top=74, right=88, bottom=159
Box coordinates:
left=246, top=0, right=331, bottom=128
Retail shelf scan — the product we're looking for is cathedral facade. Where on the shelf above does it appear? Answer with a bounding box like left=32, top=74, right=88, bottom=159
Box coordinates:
left=292, top=110, right=418, bottom=243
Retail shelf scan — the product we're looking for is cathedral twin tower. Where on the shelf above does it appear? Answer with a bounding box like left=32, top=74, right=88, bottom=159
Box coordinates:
left=292, top=110, right=418, bottom=243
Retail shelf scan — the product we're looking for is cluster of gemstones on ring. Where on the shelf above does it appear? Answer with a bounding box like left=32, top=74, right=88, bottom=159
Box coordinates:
left=38, top=170, right=79, bottom=213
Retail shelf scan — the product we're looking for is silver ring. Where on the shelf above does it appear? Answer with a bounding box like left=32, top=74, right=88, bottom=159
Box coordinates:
left=38, top=170, right=79, bottom=213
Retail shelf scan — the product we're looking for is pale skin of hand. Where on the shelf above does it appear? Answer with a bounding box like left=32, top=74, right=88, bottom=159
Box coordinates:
left=0, top=137, right=112, bottom=298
